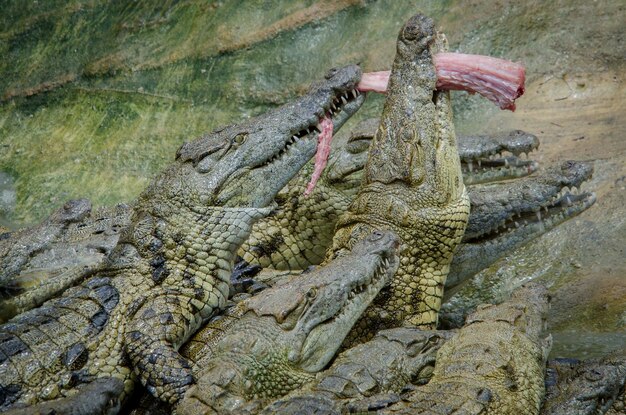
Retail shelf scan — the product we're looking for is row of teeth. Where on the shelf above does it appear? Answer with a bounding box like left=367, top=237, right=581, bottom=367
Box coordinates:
left=347, top=256, right=390, bottom=300
left=481, top=188, right=590, bottom=239
left=267, top=89, right=361, bottom=165
left=266, top=125, right=325, bottom=165
left=266, top=89, right=361, bottom=165
left=481, top=204, right=583, bottom=246
left=463, top=150, right=534, bottom=162
left=328, top=89, right=360, bottom=116
left=550, top=185, right=584, bottom=204
left=462, top=154, right=537, bottom=172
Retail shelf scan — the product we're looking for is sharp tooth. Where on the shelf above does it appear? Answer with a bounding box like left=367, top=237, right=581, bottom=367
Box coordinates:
left=504, top=158, right=509, bottom=167
left=467, top=161, right=473, bottom=172
left=515, top=221, right=520, bottom=228
left=331, top=102, right=337, bottom=111
left=544, top=205, right=549, bottom=213
left=566, top=195, right=572, bottom=206
left=477, top=159, right=482, bottom=168
left=351, top=90, right=358, bottom=99
left=536, top=211, right=542, bottom=221
left=293, top=135, right=298, bottom=141
left=341, top=96, right=348, bottom=105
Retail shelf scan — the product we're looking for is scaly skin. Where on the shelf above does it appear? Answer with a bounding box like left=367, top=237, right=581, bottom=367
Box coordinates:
left=0, top=202, right=131, bottom=323
left=175, top=230, right=400, bottom=415
left=263, top=327, right=454, bottom=414
left=327, top=14, right=470, bottom=331
left=1, top=378, right=124, bottom=415
left=0, top=65, right=365, bottom=409
left=382, top=283, right=551, bottom=415
left=542, top=351, right=626, bottom=415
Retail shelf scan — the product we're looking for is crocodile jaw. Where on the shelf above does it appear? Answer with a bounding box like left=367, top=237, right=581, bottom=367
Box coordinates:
left=296, top=250, right=399, bottom=373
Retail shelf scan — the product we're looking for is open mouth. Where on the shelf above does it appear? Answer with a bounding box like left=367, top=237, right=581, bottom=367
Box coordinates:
left=261, top=88, right=364, bottom=168
left=465, top=187, right=596, bottom=244
left=461, top=153, right=538, bottom=180
left=347, top=255, right=393, bottom=301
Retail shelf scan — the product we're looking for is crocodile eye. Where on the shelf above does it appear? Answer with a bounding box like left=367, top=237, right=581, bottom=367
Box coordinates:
left=325, top=67, right=339, bottom=80
left=403, top=24, right=420, bottom=41
left=370, top=230, right=384, bottom=241
left=233, top=133, right=247, bottom=146
left=306, top=287, right=317, bottom=299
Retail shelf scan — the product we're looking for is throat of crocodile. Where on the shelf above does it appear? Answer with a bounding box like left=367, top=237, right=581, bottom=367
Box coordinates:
left=329, top=16, right=470, bottom=331
left=131, top=205, right=271, bottom=331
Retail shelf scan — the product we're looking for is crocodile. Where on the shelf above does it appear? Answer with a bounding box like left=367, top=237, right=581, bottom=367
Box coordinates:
left=262, top=327, right=454, bottom=414
left=173, top=229, right=400, bottom=415
left=0, top=64, right=365, bottom=409
left=381, top=282, right=551, bottom=415
left=324, top=14, right=470, bottom=333
left=446, top=159, right=596, bottom=292
left=0, top=202, right=131, bottom=323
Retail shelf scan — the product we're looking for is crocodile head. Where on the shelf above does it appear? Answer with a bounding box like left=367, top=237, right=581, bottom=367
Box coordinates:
left=459, top=130, right=540, bottom=184
left=145, top=65, right=364, bottom=210
left=446, top=160, right=596, bottom=290
left=245, top=230, right=400, bottom=372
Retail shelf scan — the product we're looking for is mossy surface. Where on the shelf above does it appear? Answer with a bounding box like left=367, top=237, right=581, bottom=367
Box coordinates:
left=0, top=0, right=452, bottom=225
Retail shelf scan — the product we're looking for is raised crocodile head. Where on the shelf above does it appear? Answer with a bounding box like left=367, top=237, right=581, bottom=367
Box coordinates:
left=328, top=14, right=470, bottom=329
left=360, top=15, right=464, bottom=205
left=244, top=230, right=400, bottom=372
left=143, top=65, right=364, bottom=209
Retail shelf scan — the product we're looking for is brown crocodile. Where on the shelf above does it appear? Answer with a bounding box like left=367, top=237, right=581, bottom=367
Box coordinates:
left=0, top=64, right=366, bottom=409
left=173, top=229, right=400, bottom=415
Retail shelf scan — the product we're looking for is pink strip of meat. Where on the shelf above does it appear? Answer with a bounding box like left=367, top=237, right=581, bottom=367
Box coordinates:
left=305, top=53, right=525, bottom=195
left=304, top=114, right=334, bottom=196
left=357, top=53, right=526, bottom=111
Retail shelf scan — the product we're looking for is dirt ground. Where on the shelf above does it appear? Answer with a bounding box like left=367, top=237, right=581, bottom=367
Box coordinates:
left=457, top=69, right=626, bottom=358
